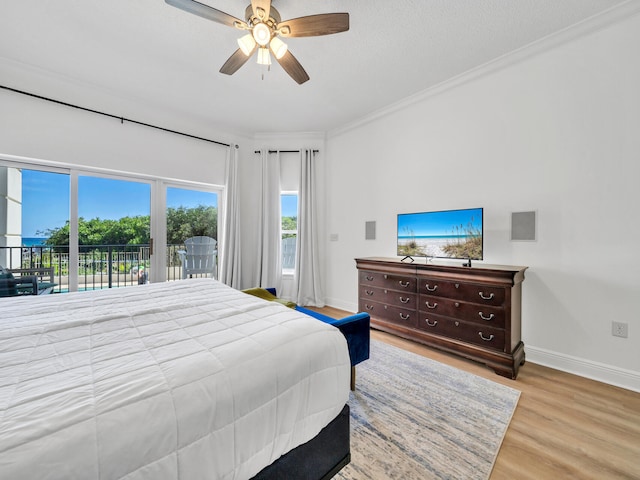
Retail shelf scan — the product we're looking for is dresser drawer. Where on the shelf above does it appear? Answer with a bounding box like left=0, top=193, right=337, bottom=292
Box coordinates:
left=416, top=312, right=505, bottom=351
left=360, top=299, right=417, bottom=328
left=418, top=278, right=505, bottom=306
left=359, top=285, right=417, bottom=309
left=359, top=270, right=416, bottom=292
left=418, top=294, right=505, bottom=327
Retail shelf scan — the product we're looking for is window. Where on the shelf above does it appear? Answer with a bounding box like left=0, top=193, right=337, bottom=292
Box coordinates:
left=281, top=193, right=298, bottom=274
left=1, top=159, right=222, bottom=292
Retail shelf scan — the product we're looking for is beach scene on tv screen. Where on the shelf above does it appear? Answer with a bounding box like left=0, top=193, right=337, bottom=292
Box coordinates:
left=398, top=208, right=483, bottom=259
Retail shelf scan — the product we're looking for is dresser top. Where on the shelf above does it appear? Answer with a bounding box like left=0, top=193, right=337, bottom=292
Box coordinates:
left=355, top=257, right=528, bottom=275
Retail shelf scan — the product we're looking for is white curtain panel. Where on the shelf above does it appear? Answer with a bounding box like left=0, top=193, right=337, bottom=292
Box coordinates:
left=255, top=150, right=283, bottom=292
left=294, top=149, right=324, bottom=306
left=219, top=145, right=242, bottom=288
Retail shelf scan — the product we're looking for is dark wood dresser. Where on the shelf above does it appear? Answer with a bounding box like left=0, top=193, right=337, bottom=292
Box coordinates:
left=356, top=257, right=527, bottom=379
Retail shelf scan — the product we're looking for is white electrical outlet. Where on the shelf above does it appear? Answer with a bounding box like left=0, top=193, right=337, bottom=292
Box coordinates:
left=612, top=321, right=629, bottom=338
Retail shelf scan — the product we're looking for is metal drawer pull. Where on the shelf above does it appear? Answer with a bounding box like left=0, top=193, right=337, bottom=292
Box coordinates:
left=399, top=313, right=410, bottom=320
left=479, top=312, right=494, bottom=321
left=425, top=301, right=437, bottom=309
left=365, top=304, right=374, bottom=311
left=479, top=332, right=495, bottom=341
left=424, top=318, right=437, bottom=327
left=399, top=297, right=410, bottom=304
left=399, top=280, right=410, bottom=288
left=479, top=291, right=494, bottom=300
left=365, top=275, right=374, bottom=281
left=365, top=290, right=374, bottom=296
left=425, top=284, right=437, bottom=292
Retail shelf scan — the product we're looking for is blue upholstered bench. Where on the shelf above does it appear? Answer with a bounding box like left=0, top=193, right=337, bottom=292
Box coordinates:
left=244, top=288, right=370, bottom=390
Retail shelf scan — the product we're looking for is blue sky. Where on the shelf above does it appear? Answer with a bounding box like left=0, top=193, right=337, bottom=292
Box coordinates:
left=22, top=171, right=70, bottom=237
left=281, top=194, right=297, bottom=217
left=22, top=170, right=218, bottom=237
left=397, top=208, right=483, bottom=237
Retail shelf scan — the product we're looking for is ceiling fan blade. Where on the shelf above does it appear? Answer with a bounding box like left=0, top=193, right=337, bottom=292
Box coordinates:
left=165, top=0, right=247, bottom=29
left=275, top=50, right=310, bottom=85
left=278, top=13, right=349, bottom=37
left=220, top=48, right=255, bottom=75
left=251, top=0, right=271, bottom=22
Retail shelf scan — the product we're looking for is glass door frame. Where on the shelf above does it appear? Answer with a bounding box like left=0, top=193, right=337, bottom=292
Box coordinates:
left=157, top=181, right=224, bottom=283
left=73, top=170, right=154, bottom=290
left=0, top=158, right=70, bottom=291
left=1, top=154, right=223, bottom=290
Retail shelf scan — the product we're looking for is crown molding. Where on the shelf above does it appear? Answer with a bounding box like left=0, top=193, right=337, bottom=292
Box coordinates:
left=253, top=131, right=326, bottom=141
left=329, top=0, right=640, bottom=139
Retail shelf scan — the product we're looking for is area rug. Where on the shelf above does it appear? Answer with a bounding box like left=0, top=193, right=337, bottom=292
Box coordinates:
left=336, top=340, right=521, bottom=480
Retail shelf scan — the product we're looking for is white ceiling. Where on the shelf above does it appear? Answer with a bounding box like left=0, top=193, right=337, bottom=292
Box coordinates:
left=0, top=0, right=631, bottom=137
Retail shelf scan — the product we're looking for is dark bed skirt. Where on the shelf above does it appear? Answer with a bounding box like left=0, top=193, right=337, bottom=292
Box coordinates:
left=251, top=404, right=350, bottom=480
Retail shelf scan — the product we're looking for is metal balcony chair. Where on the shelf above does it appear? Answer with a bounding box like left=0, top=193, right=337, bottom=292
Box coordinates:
left=177, top=236, right=218, bottom=280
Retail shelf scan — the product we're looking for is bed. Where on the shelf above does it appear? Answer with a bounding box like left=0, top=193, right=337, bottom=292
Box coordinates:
left=0, top=278, right=351, bottom=479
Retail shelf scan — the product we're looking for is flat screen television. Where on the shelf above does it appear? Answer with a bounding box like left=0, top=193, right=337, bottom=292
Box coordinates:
left=397, top=207, right=483, bottom=261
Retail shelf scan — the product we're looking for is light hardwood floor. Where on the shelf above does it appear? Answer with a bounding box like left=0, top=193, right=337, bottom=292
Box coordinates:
left=313, top=306, right=640, bottom=480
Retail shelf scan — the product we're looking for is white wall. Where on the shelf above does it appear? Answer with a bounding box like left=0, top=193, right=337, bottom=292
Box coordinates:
left=324, top=13, right=640, bottom=390
left=0, top=88, right=233, bottom=184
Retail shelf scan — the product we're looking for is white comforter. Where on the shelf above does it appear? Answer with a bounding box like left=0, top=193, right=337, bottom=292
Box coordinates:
left=0, top=279, right=350, bottom=479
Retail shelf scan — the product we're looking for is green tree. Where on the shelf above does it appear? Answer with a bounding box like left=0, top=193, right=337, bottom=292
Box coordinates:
left=41, top=216, right=150, bottom=246
left=166, top=205, right=217, bottom=244
left=40, top=205, right=217, bottom=247
left=282, top=216, right=297, bottom=239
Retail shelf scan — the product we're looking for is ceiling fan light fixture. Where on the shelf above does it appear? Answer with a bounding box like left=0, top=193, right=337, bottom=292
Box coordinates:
left=237, top=34, right=256, bottom=56
left=257, top=47, right=271, bottom=65
left=269, top=36, right=287, bottom=59
left=252, top=22, right=271, bottom=46
left=165, top=0, right=349, bottom=84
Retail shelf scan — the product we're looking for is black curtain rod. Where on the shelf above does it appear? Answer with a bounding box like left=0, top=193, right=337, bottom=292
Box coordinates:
left=254, top=149, right=319, bottom=154
left=1, top=85, right=231, bottom=148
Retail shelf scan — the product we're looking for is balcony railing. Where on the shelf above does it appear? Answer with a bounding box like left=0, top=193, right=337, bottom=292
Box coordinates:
left=0, top=243, right=200, bottom=292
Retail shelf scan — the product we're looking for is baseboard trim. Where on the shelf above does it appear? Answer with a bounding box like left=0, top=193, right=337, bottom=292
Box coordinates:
left=325, top=298, right=357, bottom=314
left=324, top=298, right=640, bottom=393
left=524, top=346, right=640, bottom=393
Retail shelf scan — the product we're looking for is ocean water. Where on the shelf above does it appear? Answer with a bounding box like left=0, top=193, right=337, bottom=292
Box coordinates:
left=397, top=235, right=469, bottom=241
left=22, top=237, right=47, bottom=247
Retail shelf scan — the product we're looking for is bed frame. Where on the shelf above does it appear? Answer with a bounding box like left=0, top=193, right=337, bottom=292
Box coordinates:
left=251, top=405, right=350, bottom=480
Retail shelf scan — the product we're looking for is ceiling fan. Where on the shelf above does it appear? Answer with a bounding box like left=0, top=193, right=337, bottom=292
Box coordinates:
left=165, top=0, right=350, bottom=84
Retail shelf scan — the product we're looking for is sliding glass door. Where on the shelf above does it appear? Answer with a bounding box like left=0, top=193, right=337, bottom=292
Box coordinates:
left=166, top=186, right=218, bottom=281
left=0, top=166, right=69, bottom=293
left=1, top=159, right=221, bottom=293
left=77, top=175, right=151, bottom=290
